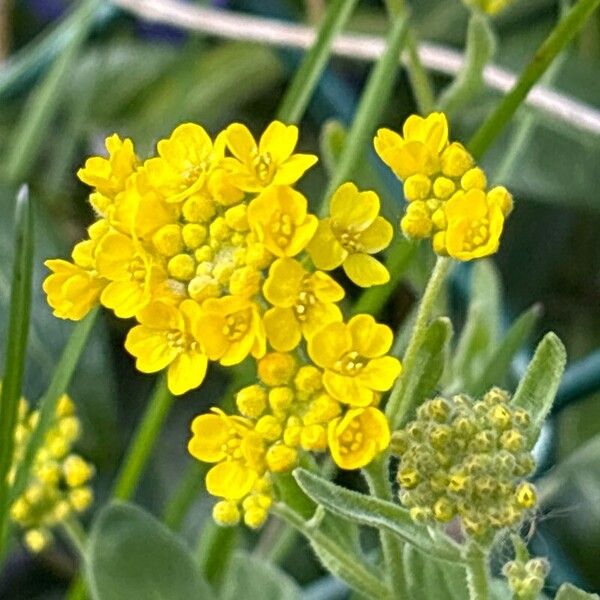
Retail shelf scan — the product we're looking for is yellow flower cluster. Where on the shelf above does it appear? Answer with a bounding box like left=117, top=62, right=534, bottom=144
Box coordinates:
left=392, top=388, right=537, bottom=542
left=374, top=112, right=513, bottom=260
left=189, top=314, right=401, bottom=529
left=503, top=557, right=549, bottom=600
left=463, top=0, right=517, bottom=15
left=43, top=122, right=395, bottom=396
left=9, top=395, right=94, bottom=553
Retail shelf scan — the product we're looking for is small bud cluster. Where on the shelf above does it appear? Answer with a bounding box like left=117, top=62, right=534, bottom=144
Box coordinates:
left=392, top=388, right=538, bottom=540
left=9, top=395, right=94, bottom=553
left=503, top=557, right=550, bottom=599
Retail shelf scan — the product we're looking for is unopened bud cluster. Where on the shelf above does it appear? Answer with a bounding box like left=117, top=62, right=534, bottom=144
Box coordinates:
left=9, top=395, right=94, bottom=553
left=503, top=557, right=549, bottom=599
left=392, top=388, right=538, bottom=540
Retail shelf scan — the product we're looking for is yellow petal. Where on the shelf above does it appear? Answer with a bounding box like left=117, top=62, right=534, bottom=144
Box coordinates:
left=188, top=413, right=229, bottom=462
left=258, top=121, right=298, bottom=163
left=302, top=302, right=342, bottom=338
left=124, top=326, right=178, bottom=373
left=168, top=351, right=208, bottom=396
left=263, top=258, right=305, bottom=307
left=226, top=123, right=257, bottom=162
left=348, top=314, right=393, bottom=357
left=357, top=356, right=402, bottom=391
left=357, top=217, right=394, bottom=254
left=309, top=271, right=344, bottom=303
left=272, top=154, right=318, bottom=186
left=205, top=461, right=256, bottom=500
left=330, top=183, right=379, bottom=231
left=306, top=219, right=346, bottom=270
left=100, top=280, right=148, bottom=319
left=263, top=307, right=302, bottom=352
left=342, top=253, right=390, bottom=287
left=323, top=372, right=375, bottom=407
left=307, top=322, right=352, bottom=368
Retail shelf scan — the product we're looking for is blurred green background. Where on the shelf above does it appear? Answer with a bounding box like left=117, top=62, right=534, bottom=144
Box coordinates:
left=0, top=0, right=599, bottom=597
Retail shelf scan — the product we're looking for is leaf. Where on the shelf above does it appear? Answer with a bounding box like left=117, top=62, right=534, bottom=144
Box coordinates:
left=511, top=332, right=566, bottom=426
left=438, top=13, right=496, bottom=117
left=555, top=583, right=600, bottom=600
left=392, top=316, right=453, bottom=427
left=87, top=501, right=215, bottom=600
left=294, top=469, right=463, bottom=563
left=220, top=552, right=301, bottom=600
left=404, top=546, right=468, bottom=600
left=469, top=304, right=542, bottom=396
left=450, top=260, right=502, bottom=391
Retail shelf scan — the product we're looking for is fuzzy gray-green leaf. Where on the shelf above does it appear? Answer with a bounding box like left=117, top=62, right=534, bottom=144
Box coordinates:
left=555, top=583, right=599, bottom=600
left=511, top=332, right=566, bottom=426
left=294, top=469, right=463, bottom=563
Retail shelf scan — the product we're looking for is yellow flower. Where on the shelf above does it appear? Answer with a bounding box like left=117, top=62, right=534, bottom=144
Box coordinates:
left=247, top=186, right=318, bottom=258
left=262, top=258, right=344, bottom=351
left=144, top=123, right=220, bottom=203
left=194, top=296, right=266, bottom=366
left=374, top=113, right=449, bottom=180
left=443, top=189, right=505, bottom=260
left=95, top=231, right=165, bottom=318
left=464, top=0, right=516, bottom=15
left=307, top=314, right=402, bottom=407
left=188, top=408, right=264, bottom=500
left=125, top=300, right=208, bottom=395
left=307, top=183, right=393, bottom=287
left=77, top=134, right=138, bottom=199
left=223, top=121, right=317, bottom=192
left=328, top=407, right=390, bottom=470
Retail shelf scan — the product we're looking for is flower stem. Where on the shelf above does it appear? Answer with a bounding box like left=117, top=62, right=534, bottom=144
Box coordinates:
left=384, top=0, right=436, bottom=114
left=363, top=456, right=407, bottom=598
left=465, top=543, right=490, bottom=600
left=468, top=0, right=600, bottom=159
left=62, top=518, right=87, bottom=558
left=385, top=256, right=452, bottom=429
left=162, top=461, right=207, bottom=531
left=111, top=375, right=174, bottom=500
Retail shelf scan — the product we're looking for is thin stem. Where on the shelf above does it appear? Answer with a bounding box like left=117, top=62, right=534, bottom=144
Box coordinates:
left=465, top=543, right=490, bottom=600
left=363, top=456, right=407, bottom=598
left=384, top=0, right=436, bottom=114
left=277, top=0, right=359, bottom=124
left=111, top=375, right=174, bottom=500
left=272, top=502, right=391, bottom=600
left=62, top=518, right=87, bottom=558
left=320, top=9, right=410, bottom=213
left=468, top=0, right=600, bottom=159
left=162, top=461, right=206, bottom=531
left=196, top=519, right=237, bottom=588
left=385, top=256, right=452, bottom=429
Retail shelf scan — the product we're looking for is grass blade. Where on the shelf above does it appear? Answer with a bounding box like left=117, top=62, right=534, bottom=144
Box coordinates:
left=0, top=185, right=34, bottom=559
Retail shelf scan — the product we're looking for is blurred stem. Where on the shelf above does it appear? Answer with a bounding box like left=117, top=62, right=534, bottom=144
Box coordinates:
left=385, top=256, right=452, bottom=429
left=62, top=518, right=87, bottom=558
left=163, top=461, right=207, bottom=531
left=4, top=0, right=100, bottom=184
left=465, top=543, right=490, bottom=600
left=468, top=0, right=600, bottom=159
left=0, top=187, right=33, bottom=565
left=196, top=520, right=238, bottom=589
left=320, top=9, right=410, bottom=212
left=277, top=0, right=359, bottom=124
left=111, top=375, right=174, bottom=500
left=384, top=0, right=436, bottom=114
left=363, top=456, right=407, bottom=598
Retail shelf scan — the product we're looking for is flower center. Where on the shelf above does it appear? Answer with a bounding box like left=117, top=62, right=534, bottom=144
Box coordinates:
left=460, top=217, right=490, bottom=251
left=335, top=226, right=363, bottom=253
left=270, top=211, right=294, bottom=249
left=166, top=330, right=197, bottom=353
left=335, top=351, right=366, bottom=376
left=223, top=312, right=249, bottom=341
left=129, top=256, right=147, bottom=282
left=294, top=282, right=317, bottom=322
left=338, top=420, right=364, bottom=455
left=253, top=152, right=273, bottom=182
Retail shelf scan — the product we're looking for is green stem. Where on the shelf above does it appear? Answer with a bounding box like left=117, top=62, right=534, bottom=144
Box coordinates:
left=363, top=456, right=407, bottom=598
left=0, top=187, right=33, bottom=563
left=111, top=375, right=174, bottom=500
left=62, top=518, right=87, bottom=557
left=196, top=519, right=238, bottom=588
left=320, top=9, right=410, bottom=213
left=385, top=256, right=452, bottom=429
left=468, top=0, right=600, bottom=159
left=277, top=0, right=359, bottom=124
left=162, top=461, right=206, bottom=531
left=272, top=502, right=391, bottom=600
left=465, top=543, right=490, bottom=600
left=384, top=0, right=436, bottom=114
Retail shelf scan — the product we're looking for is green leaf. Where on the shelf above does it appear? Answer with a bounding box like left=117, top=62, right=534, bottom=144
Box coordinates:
left=450, top=260, right=501, bottom=391
left=404, top=546, right=468, bottom=600
left=294, top=469, right=463, bottom=563
left=438, top=13, right=496, bottom=117
left=87, top=501, right=215, bottom=600
left=197, top=519, right=238, bottom=589
left=0, top=186, right=33, bottom=558
left=389, top=316, right=453, bottom=427
left=511, top=332, right=566, bottom=426
left=277, top=0, right=359, bottom=124
left=469, top=304, right=541, bottom=397
left=220, top=552, right=301, bottom=600
left=555, top=583, right=600, bottom=600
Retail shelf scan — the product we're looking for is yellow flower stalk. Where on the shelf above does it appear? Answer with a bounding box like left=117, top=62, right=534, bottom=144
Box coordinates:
left=374, top=112, right=513, bottom=261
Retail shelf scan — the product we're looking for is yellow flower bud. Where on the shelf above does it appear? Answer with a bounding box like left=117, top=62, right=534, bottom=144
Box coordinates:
left=515, top=482, right=536, bottom=509
left=58, top=416, right=81, bottom=441
left=433, top=176, right=455, bottom=199
left=55, top=395, right=75, bottom=418
left=265, top=444, right=297, bottom=473
left=441, top=142, right=474, bottom=177
left=461, top=167, right=487, bottom=191
left=236, top=385, right=267, bottom=418
left=258, top=352, right=296, bottom=386
left=63, top=455, right=94, bottom=488
left=401, top=202, right=432, bottom=239
left=268, top=387, right=294, bottom=414
left=69, top=487, right=94, bottom=512
left=432, top=231, right=447, bottom=255
left=181, top=224, right=207, bottom=249
left=229, top=266, right=261, bottom=297
left=294, top=365, right=323, bottom=394
left=188, top=276, right=220, bottom=302
left=500, top=429, right=524, bottom=453
left=243, top=506, right=267, bottom=529
left=212, top=500, right=240, bottom=526
left=24, top=528, right=51, bottom=553
left=397, top=467, right=419, bottom=489
left=403, top=174, right=431, bottom=201
left=167, top=254, right=195, bottom=281
left=433, top=497, right=454, bottom=522
left=255, top=416, right=282, bottom=442
left=300, top=424, right=327, bottom=452
left=10, top=497, right=30, bottom=523
left=182, top=194, right=216, bottom=223
left=224, top=204, right=249, bottom=232
left=487, top=185, right=513, bottom=216
left=152, top=224, right=184, bottom=257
